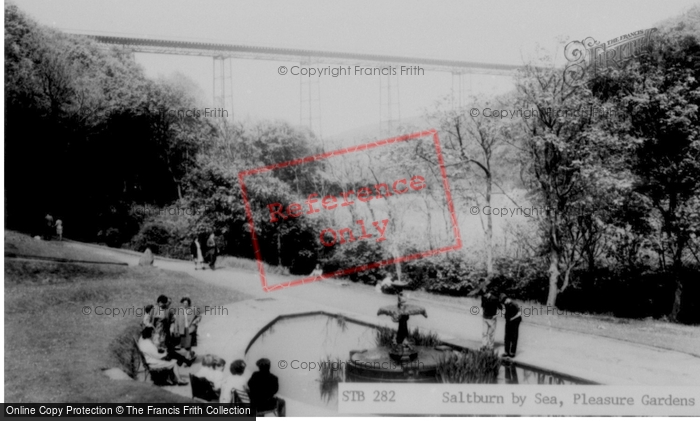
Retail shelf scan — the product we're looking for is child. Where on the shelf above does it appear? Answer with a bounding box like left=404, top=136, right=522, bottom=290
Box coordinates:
left=55, top=219, right=63, bottom=241
left=500, top=294, right=522, bottom=358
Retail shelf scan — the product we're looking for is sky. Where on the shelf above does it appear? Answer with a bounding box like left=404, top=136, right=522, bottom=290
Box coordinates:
left=12, top=0, right=700, bottom=138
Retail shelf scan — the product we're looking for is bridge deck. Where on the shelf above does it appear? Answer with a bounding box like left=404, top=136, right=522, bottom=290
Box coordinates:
left=80, top=34, right=520, bottom=75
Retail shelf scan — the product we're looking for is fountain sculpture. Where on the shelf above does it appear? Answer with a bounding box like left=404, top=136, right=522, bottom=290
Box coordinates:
left=346, top=289, right=446, bottom=382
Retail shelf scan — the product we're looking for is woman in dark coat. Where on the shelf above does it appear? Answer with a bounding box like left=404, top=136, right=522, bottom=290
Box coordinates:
left=205, top=233, right=218, bottom=270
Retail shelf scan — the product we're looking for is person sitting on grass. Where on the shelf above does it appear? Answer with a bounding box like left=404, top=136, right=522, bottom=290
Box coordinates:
left=137, top=327, right=189, bottom=385
left=309, top=264, right=323, bottom=277
left=219, top=360, right=248, bottom=404
left=195, top=355, right=226, bottom=394
left=248, top=358, right=286, bottom=416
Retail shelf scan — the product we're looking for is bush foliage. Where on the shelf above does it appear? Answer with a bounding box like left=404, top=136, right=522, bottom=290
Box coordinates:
left=436, top=349, right=502, bottom=384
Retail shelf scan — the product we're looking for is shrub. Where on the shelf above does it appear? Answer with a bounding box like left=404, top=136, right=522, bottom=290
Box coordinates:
left=103, top=227, right=122, bottom=248
left=129, top=222, right=171, bottom=255
left=322, top=241, right=389, bottom=285
left=492, top=255, right=549, bottom=302
left=109, top=323, right=144, bottom=379
left=436, top=348, right=501, bottom=384
left=555, top=266, right=699, bottom=322
left=127, top=205, right=195, bottom=259
left=318, top=355, right=345, bottom=403
left=375, top=327, right=441, bottom=347
left=401, top=253, right=481, bottom=296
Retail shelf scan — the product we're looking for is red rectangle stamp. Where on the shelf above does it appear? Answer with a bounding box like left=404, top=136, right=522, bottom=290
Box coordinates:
left=238, top=129, right=461, bottom=292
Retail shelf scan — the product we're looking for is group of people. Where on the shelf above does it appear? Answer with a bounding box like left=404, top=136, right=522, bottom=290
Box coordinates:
left=135, top=293, right=285, bottom=415
left=42, top=213, right=63, bottom=241
left=190, top=233, right=218, bottom=270
left=195, top=356, right=286, bottom=415
left=479, top=287, right=522, bottom=358
left=137, top=294, right=202, bottom=385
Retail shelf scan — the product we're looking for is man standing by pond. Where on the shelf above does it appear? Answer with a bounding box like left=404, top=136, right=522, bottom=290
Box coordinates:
left=500, top=294, right=522, bottom=358
left=481, top=289, right=500, bottom=350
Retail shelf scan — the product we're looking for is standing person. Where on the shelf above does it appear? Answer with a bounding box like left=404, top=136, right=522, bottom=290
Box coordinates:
left=190, top=237, right=206, bottom=270
left=175, top=296, right=201, bottom=359
left=44, top=213, right=54, bottom=240
left=480, top=289, right=499, bottom=350
left=248, top=358, right=286, bottom=416
left=206, top=233, right=218, bottom=270
left=500, top=294, right=522, bottom=358
left=190, top=238, right=197, bottom=269
left=143, top=295, right=174, bottom=350
left=55, top=219, right=63, bottom=241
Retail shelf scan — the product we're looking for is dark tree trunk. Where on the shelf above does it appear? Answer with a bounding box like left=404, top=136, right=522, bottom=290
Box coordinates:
left=670, top=276, right=683, bottom=322
left=546, top=247, right=560, bottom=307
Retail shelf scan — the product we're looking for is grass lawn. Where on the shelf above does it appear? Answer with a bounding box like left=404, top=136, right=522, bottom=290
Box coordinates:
left=5, top=232, right=252, bottom=403
left=4, top=230, right=122, bottom=263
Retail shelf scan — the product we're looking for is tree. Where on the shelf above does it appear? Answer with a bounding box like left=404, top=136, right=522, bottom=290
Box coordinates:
left=186, top=119, right=327, bottom=273
left=145, top=76, right=216, bottom=200
left=598, top=25, right=700, bottom=321
left=425, top=97, right=515, bottom=278
left=4, top=4, right=210, bottom=242
left=512, top=53, right=621, bottom=307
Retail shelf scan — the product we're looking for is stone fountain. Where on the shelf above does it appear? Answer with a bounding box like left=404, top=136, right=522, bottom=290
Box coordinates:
left=346, top=290, right=447, bottom=382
